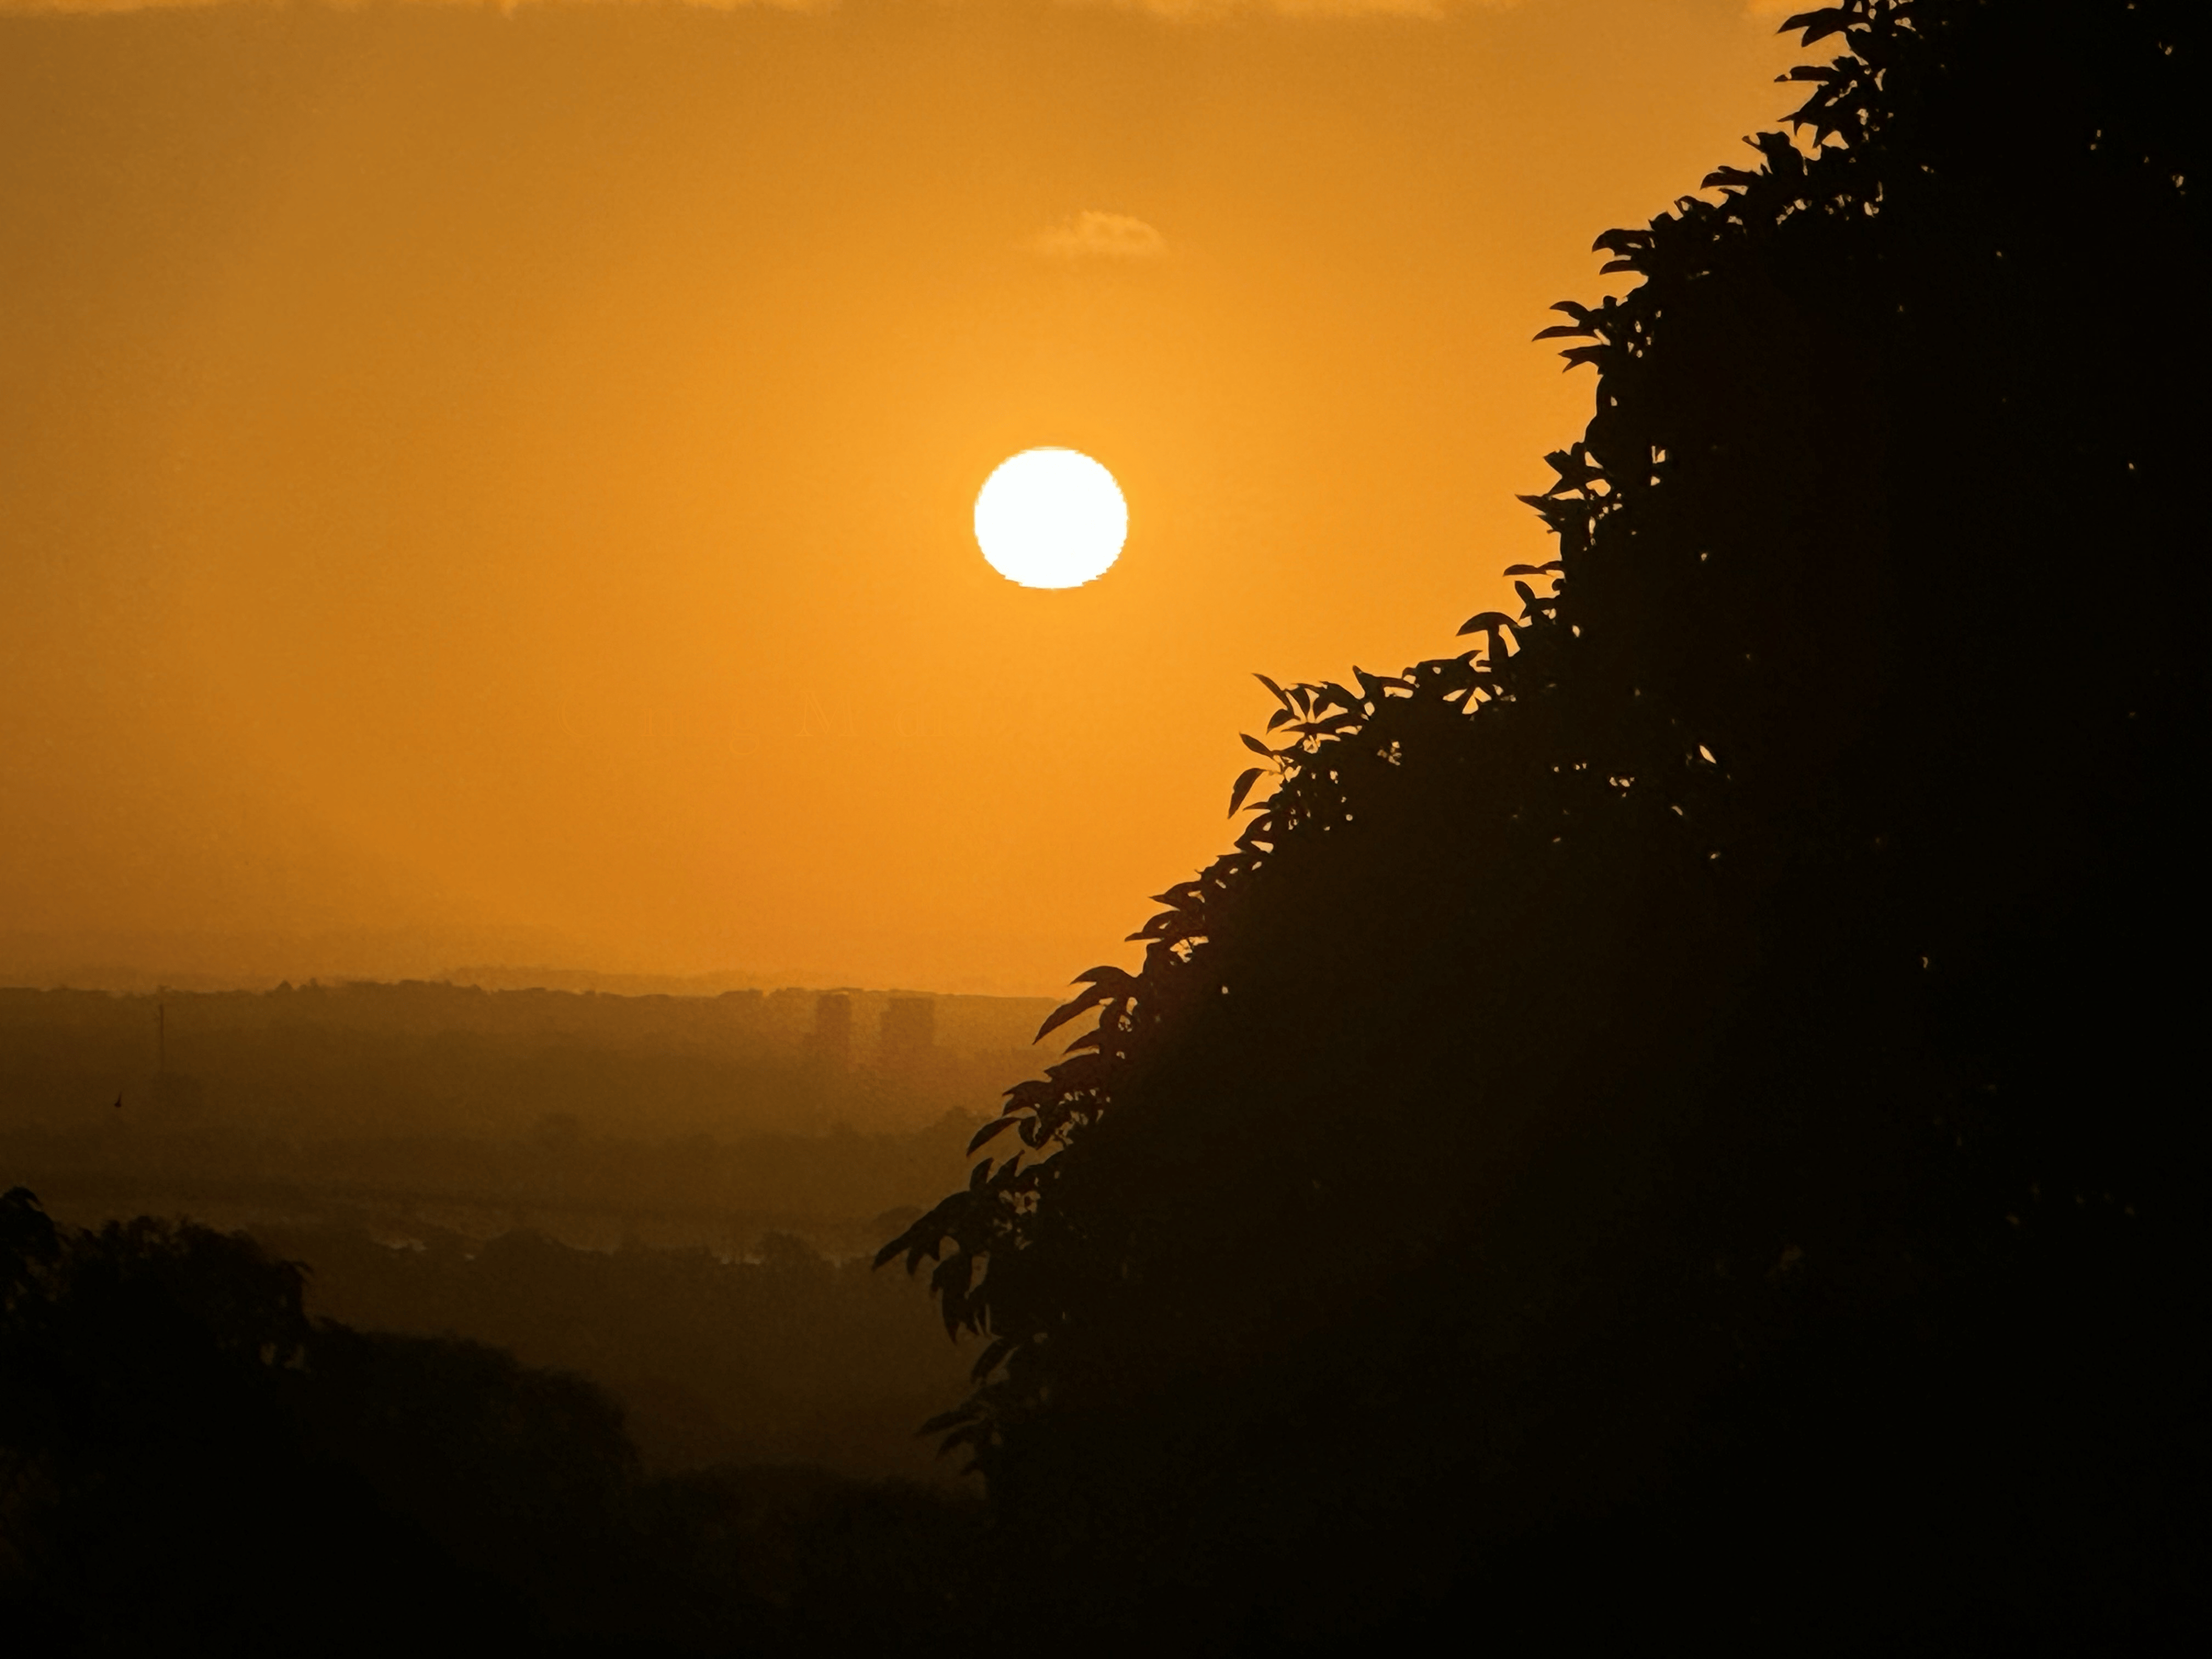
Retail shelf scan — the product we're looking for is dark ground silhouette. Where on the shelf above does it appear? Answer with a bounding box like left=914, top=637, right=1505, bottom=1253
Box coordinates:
left=2, top=1188, right=986, bottom=1656
left=6, top=1, right=2205, bottom=1651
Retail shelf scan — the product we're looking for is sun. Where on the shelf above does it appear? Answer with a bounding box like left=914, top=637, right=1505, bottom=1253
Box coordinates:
left=974, top=448, right=1127, bottom=589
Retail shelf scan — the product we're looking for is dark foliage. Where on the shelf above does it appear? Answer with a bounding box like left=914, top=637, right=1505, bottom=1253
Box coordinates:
left=1, top=1187, right=990, bottom=1656
left=885, top=1, right=2207, bottom=1645
left=1, top=1187, right=516, bottom=1654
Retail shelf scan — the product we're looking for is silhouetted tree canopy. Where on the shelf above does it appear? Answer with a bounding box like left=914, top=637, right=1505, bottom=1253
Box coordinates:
left=885, top=0, right=2205, bottom=1644
left=1, top=1188, right=512, bottom=1654
left=2, top=1187, right=987, bottom=1655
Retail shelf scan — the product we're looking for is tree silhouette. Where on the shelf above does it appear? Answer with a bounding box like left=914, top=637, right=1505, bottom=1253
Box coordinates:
left=0, top=1190, right=520, bottom=1654
left=885, top=0, right=2205, bottom=1643
left=3, top=1184, right=995, bottom=1655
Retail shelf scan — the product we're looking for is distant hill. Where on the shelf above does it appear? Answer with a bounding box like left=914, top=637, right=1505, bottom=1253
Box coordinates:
left=442, top=964, right=941, bottom=999
left=0, top=977, right=1062, bottom=1257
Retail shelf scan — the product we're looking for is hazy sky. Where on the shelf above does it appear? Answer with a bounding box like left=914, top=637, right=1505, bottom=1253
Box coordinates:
left=1, top=1, right=1801, bottom=994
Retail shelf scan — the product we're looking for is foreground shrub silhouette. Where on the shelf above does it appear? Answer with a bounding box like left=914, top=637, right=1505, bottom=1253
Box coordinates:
left=886, top=1, right=2206, bottom=1645
left=0, top=1188, right=519, bottom=1654
left=2, top=1187, right=989, bottom=1656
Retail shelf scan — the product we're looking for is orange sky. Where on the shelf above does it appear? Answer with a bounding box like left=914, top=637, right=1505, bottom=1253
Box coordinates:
left=0, top=1, right=1802, bottom=995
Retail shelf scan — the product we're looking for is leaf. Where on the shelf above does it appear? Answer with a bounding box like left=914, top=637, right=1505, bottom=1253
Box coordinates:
left=1265, top=707, right=1295, bottom=731
left=1353, top=667, right=1409, bottom=702
left=921, top=1403, right=983, bottom=1437
left=1070, top=964, right=1138, bottom=990
left=1030, top=965, right=1139, bottom=1042
left=1234, top=814, right=1276, bottom=851
left=968, top=1115, right=1025, bottom=1154
left=969, top=1336, right=1015, bottom=1383
left=1227, top=766, right=1266, bottom=817
left=1043, top=1051, right=1108, bottom=1093
left=1035, top=986, right=1112, bottom=1043
left=1240, top=732, right=1276, bottom=758
left=1254, top=672, right=1291, bottom=709
left=1002, top=1076, right=1056, bottom=1109
left=929, top=1253, right=974, bottom=1319
left=1780, top=7, right=1852, bottom=43
left=877, top=1201, right=953, bottom=1270
left=1457, top=611, right=1517, bottom=638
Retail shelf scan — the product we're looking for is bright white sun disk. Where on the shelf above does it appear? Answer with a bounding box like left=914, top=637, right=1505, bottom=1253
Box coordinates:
left=974, top=448, right=1127, bottom=588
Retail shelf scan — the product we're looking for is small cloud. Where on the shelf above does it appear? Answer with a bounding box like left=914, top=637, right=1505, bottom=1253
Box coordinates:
left=1030, top=211, right=1170, bottom=262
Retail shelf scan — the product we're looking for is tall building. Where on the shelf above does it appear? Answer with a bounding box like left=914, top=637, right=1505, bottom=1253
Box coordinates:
left=879, top=996, right=935, bottom=1075
left=809, top=991, right=853, bottom=1071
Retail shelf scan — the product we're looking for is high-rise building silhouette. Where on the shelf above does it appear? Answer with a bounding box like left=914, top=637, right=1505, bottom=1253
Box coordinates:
left=809, top=991, right=853, bottom=1071
left=879, top=996, right=935, bottom=1075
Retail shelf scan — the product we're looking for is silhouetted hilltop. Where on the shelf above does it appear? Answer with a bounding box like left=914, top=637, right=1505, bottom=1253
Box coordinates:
left=888, top=1, right=2206, bottom=1646
left=1, top=1188, right=986, bottom=1655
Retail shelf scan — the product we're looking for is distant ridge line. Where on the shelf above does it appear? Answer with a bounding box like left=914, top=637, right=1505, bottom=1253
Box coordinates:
left=438, top=966, right=1065, bottom=1002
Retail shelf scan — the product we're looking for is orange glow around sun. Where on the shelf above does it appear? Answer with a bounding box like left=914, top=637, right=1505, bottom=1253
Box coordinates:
left=0, top=3, right=1804, bottom=994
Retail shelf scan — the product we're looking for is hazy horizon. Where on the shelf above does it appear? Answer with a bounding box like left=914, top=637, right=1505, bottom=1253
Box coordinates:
left=0, top=926, right=1070, bottom=998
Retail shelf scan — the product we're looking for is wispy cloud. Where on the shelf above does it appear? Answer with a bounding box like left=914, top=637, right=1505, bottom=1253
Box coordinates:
left=1030, top=211, right=1170, bottom=262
